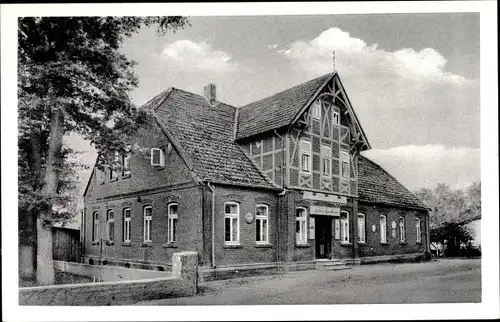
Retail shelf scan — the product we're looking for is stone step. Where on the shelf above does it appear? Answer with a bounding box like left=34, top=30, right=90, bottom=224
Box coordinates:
left=315, top=260, right=352, bottom=271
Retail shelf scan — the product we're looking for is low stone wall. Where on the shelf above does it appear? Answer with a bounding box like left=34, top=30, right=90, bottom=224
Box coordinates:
left=54, top=260, right=171, bottom=282
left=19, top=251, right=198, bottom=306
left=359, top=252, right=427, bottom=265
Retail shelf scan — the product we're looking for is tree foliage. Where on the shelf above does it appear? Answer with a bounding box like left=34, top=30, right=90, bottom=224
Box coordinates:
left=18, top=16, right=190, bottom=284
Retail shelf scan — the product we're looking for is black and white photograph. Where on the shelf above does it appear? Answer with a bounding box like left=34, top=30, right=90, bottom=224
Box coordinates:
left=1, top=1, right=498, bottom=321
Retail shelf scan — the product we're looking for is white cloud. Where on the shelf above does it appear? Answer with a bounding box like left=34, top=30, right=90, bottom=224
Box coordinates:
left=159, top=40, right=235, bottom=72
left=362, top=145, right=480, bottom=191
left=280, top=27, right=479, bottom=150
left=267, top=44, right=278, bottom=49
left=281, top=27, right=466, bottom=84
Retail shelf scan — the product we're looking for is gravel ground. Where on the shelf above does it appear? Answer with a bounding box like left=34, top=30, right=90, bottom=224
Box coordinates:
left=137, top=258, right=481, bottom=305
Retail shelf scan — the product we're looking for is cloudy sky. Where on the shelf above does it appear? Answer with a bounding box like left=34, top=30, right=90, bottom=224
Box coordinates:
left=71, top=13, right=480, bottom=194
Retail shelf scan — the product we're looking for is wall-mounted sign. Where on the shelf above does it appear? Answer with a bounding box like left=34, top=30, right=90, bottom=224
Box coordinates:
left=391, top=221, right=397, bottom=229
left=309, top=205, right=340, bottom=216
left=245, top=212, right=254, bottom=224
left=303, top=191, right=347, bottom=204
left=309, top=217, right=315, bottom=240
left=371, top=224, right=376, bottom=232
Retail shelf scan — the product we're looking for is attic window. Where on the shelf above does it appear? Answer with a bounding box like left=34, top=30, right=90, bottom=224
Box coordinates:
left=151, top=148, right=165, bottom=166
left=333, top=108, right=340, bottom=126
left=312, top=99, right=321, bottom=120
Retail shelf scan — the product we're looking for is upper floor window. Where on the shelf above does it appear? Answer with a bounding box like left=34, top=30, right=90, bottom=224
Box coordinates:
left=151, top=148, right=165, bottom=167
left=143, top=206, right=152, bottom=242
left=333, top=108, right=340, bottom=126
left=110, top=152, right=119, bottom=180
left=123, top=208, right=131, bottom=243
left=358, top=213, right=365, bottom=243
left=167, top=203, right=178, bottom=243
left=122, top=145, right=131, bottom=177
left=98, top=167, right=105, bottom=184
left=416, top=218, right=422, bottom=243
left=341, top=211, right=350, bottom=243
left=380, top=215, right=387, bottom=243
left=299, top=140, right=311, bottom=173
left=255, top=205, right=269, bottom=244
left=321, top=145, right=332, bottom=176
left=399, top=217, right=406, bottom=243
left=296, top=207, right=307, bottom=244
left=92, top=212, right=99, bottom=242
left=341, top=151, right=350, bottom=178
left=312, top=99, right=321, bottom=119
left=106, top=209, right=115, bottom=242
left=224, top=202, right=240, bottom=245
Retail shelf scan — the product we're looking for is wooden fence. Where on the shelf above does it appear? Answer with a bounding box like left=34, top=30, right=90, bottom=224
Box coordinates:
left=52, top=227, right=81, bottom=262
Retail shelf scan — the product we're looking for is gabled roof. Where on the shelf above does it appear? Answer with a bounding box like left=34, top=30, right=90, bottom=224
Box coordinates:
left=236, top=73, right=335, bottom=140
left=153, top=88, right=280, bottom=191
left=358, top=155, right=429, bottom=210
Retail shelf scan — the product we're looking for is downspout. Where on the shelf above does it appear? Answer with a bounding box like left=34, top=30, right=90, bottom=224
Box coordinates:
left=207, top=182, right=216, bottom=269
left=274, top=129, right=287, bottom=268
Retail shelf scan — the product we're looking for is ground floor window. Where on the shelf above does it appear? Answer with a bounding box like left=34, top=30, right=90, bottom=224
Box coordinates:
left=143, top=206, right=152, bottom=242
left=416, top=218, right=421, bottom=243
left=380, top=215, right=387, bottom=243
left=296, top=207, right=307, bottom=244
left=340, top=211, right=349, bottom=243
left=123, top=208, right=131, bottom=243
left=106, top=209, right=114, bottom=242
left=92, top=212, right=99, bottom=242
left=399, top=217, right=406, bottom=242
left=358, top=213, right=365, bottom=243
left=224, top=202, right=240, bottom=245
left=255, top=204, right=269, bottom=244
left=168, top=203, right=178, bottom=243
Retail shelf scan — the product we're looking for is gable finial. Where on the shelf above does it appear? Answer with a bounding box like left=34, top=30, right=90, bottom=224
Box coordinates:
left=332, top=50, right=336, bottom=71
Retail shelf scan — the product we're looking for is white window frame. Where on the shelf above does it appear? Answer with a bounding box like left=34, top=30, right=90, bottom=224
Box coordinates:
left=255, top=204, right=269, bottom=244
left=312, top=99, right=321, bottom=120
left=150, top=148, right=165, bottom=166
left=123, top=208, right=131, bottom=243
left=224, top=202, right=240, bottom=245
left=299, top=139, right=312, bottom=173
left=167, top=203, right=178, bottom=243
left=110, top=152, right=119, bottom=180
left=341, top=211, right=350, bottom=243
left=416, top=218, right=422, bottom=243
left=399, top=216, right=406, bottom=243
left=333, top=108, right=340, bottom=126
left=380, top=215, right=387, bottom=243
left=321, top=145, right=332, bottom=176
left=143, top=206, right=152, bottom=242
left=106, top=209, right=115, bottom=242
left=92, top=212, right=99, bottom=242
left=340, top=151, right=350, bottom=178
left=296, top=207, right=308, bottom=244
left=358, top=213, right=366, bottom=243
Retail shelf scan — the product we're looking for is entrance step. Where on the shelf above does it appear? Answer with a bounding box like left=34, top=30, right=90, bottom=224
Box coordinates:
left=315, top=259, right=352, bottom=271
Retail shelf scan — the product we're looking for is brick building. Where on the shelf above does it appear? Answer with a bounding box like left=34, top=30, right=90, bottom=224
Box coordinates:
left=83, top=72, right=430, bottom=275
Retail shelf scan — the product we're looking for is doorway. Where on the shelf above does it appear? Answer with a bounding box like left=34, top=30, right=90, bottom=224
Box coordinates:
left=315, top=216, right=332, bottom=259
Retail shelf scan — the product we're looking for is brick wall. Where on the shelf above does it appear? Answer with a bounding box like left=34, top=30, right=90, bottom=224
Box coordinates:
left=357, top=203, right=428, bottom=257
left=84, top=186, right=203, bottom=266
left=19, top=252, right=198, bottom=306
left=210, top=185, right=278, bottom=267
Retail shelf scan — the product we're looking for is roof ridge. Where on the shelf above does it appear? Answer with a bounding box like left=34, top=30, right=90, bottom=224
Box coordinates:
left=169, top=87, right=238, bottom=110
left=239, top=72, right=335, bottom=109
left=359, top=154, right=429, bottom=209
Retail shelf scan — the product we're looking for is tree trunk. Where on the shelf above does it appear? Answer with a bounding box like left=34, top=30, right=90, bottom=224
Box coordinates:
left=36, top=109, right=64, bottom=285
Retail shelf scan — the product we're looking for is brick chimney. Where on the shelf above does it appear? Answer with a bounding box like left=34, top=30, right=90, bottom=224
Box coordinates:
left=204, top=83, right=217, bottom=105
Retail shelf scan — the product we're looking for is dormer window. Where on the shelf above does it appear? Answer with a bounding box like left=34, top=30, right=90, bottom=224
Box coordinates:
left=312, top=99, right=321, bottom=120
left=151, top=148, right=165, bottom=166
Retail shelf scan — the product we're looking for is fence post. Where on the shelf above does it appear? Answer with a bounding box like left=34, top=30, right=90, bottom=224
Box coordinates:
left=172, top=251, right=198, bottom=294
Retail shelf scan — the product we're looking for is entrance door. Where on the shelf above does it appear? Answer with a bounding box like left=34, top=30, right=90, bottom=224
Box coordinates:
left=315, top=216, right=332, bottom=259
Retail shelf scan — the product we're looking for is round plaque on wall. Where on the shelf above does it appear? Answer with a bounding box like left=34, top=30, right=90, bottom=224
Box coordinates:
left=245, top=212, right=254, bottom=224
left=391, top=221, right=397, bottom=229
left=371, top=224, right=376, bottom=232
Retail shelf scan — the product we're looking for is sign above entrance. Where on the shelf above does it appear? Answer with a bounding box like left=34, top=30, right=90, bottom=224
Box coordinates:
left=303, top=191, right=347, bottom=204
left=310, top=205, right=340, bottom=217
